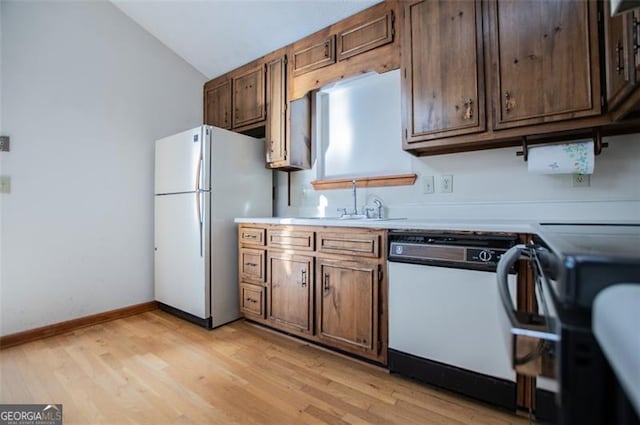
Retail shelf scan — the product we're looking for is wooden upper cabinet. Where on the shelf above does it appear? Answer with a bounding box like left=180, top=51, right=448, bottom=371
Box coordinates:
left=204, top=79, right=231, bottom=129
left=266, top=56, right=287, bottom=166
left=605, top=6, right=636, bottom=110
left=268, top=252, right=314, bottom=335
left=293, top=35, right=336, bottom=76
left=232, top=65, right=266, bottom=129
left=337, top=10, right=394, bottom=61
left=316, top=258, right=380, bottom=361
left=404, top=0, right=485, bottom=143
left=491, top=0, right=601, bottom=129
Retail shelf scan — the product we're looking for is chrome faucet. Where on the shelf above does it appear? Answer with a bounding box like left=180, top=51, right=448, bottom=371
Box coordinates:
left=374, top=199, right=383, bottom=219
left=351, top=179, right=358, bottom=215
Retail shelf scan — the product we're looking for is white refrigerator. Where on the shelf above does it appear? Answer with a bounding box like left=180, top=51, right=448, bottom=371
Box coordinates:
left=154, top=125, right=272, bottom=328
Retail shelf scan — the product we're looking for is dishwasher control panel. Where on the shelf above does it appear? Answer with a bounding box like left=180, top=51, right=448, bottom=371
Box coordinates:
left=388, top=231, right=518, bottom=272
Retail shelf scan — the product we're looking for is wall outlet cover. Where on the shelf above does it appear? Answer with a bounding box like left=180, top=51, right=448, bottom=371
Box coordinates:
left=423, top=175, right=434, bottom=194
left=572, top=174, right=590, bottom=187
left=0, top=176, right=11, bottom=194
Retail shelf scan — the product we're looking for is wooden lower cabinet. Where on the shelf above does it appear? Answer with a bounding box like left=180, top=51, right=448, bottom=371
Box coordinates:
left=238, top=224, right=387, bottom=365
left=316, top=258, right=381, bottom=361
left=267, top=252, right=313, bottom=335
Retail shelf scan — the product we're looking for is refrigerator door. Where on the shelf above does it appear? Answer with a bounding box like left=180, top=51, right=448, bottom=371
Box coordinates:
left=155, top=126, right=210, bottom=195
left=154, top=191, right=210, bottom=318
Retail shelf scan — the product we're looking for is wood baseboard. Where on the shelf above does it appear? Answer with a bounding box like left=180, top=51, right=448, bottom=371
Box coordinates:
left=0, top=301, right=158, bottom=349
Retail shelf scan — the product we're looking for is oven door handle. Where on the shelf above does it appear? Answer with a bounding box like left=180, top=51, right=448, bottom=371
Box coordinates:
left=497, top=244, right=560, bottom=341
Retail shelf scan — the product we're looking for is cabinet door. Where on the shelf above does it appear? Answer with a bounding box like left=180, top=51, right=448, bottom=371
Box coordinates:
left=233, top=65, right=266, bottom=128
left=492, top=0, right=601, bottom=128
left=268, top=253, right=313, bottom=335
left=293, top=36, right=336, bottom=76
left=404, top=0, right=485, bottom=143
left=316, top=258, right=380, bottom=360
left=266, top=56, right=287, bottom=166
left=337, top=11, right=394, bottom=61
left=204, top=80, right=231, bottom=129
left=605, top=6, right=636, bottom=110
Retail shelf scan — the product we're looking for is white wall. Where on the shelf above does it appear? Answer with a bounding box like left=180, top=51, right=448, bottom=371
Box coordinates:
left=0, top=0, right=206, bottom=335
left=276, top=72, right=640, bottom=222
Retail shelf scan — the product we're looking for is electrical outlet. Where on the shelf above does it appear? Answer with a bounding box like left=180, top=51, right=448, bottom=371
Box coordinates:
left=441, top=175, right=453, bottom=193
left=572, top=174, right=590, bottom=187
left=0, top=176, right=11, bottom=194
left=423, top=175, right=434, bottom=194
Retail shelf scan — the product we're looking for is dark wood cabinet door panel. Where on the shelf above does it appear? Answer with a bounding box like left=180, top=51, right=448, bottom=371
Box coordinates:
left=404, top=0, right=485, bottom=143
left=266, top=56, right=287, bottom=165
left=233, top=65, right=266, bottom=128
left=293, top=36, right=336, bottom=76
left=492, top=0, right=601, bottom=128
left=268, top=253, right=313, bottom=334
left=337, top=11, right=394, bottom=61
left=204, top=80, right=231, bottom=129
left=316, top=259, right=380, bottom=360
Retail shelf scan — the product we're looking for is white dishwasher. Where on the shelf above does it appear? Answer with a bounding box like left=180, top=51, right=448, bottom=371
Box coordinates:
left=387, top=231, right=518, bottom=411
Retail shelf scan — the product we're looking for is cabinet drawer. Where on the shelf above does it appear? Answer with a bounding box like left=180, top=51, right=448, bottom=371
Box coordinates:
left=317, top=231, right=380, bottom=258
left=337, top=11, right=394, bottom=61
left=267, top=229, right=315, bottom=251
left=240, top=227, right=266, bottom=246
left=241, top=283, right=265, bottom=318
left=293, top=35, right=336, bottom=76
left=240, top=248, right=266, bottom=283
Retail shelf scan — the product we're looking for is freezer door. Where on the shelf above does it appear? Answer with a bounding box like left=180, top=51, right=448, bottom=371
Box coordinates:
left=154, top=192, right=210, bottom=318
left=155, top=126, right=211, bottom=194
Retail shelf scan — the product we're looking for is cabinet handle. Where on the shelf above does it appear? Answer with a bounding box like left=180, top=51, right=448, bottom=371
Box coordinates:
left=616, top=41, right=625, bottom=75
left=464, top=98, right=473, bottom=120
left=323, top=273, right=330, bottom=292
left=245, top=262, right=258, bottom=267
left=504, top=91, right=513, bottom=113
left=324, top=41, right=330, bottom=58
left=243, top=233, right=257, bottom=239
left=301, top=269, right=307, bottom=287
left=245, top=297, right=257, bottom=304
left=634, top=17, right=640, bottom=54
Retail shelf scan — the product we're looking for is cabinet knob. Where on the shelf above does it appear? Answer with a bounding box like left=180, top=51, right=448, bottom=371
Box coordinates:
left=463, top=98, right=473, bottom=120
left=504, top=91, right=514, bottom=113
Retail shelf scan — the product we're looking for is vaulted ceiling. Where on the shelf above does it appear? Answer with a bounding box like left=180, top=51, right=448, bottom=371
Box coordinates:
left=112, top=0, right=381, bottom=80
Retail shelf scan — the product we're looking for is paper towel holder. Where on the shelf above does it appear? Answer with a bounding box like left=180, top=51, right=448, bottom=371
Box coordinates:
left=516, top=129, right=608, bottom=161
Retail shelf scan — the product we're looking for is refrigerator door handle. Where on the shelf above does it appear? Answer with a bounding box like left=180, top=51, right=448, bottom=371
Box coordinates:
left=196, top=191, right=203, bottom=257
left=195, top=143, right=203, bottom=193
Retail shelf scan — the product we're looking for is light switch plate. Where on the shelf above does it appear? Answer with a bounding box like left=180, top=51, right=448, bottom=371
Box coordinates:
left=441, top=175, right=453, bottom=193
left=0, top=176, right=11, bottom=194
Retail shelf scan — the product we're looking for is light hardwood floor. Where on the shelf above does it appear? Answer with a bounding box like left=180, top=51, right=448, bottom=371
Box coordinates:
left=1, top=310, right=528, bottom=425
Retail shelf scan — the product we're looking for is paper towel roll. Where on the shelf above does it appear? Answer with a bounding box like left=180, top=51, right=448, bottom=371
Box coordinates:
left=527, top=141, right=595, bottom=174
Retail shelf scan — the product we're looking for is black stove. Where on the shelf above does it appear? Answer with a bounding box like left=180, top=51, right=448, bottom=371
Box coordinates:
left=531, top=223, right=640, bottom=424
